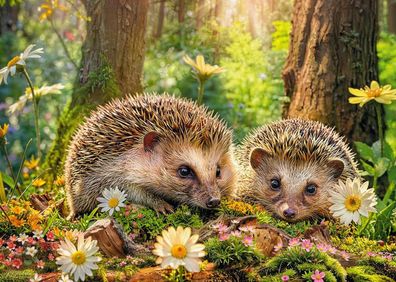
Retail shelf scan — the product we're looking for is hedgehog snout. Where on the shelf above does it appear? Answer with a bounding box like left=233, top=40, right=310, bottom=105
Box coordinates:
left=206, top=197, right=221, bottom=208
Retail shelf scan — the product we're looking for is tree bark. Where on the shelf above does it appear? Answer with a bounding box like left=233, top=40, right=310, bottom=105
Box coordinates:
left=154, top=0, right=166, bottom=39
left=247, top=0, right=257, bottom=37
left=388, top=0, right=396, bottom=34
left=196, top=0, right=205, bottom=29
left=45, top=0, right=149, bottom=180
left=178, top=0, right=185, bottom=24
left=282, top=0, right=382, bottom=144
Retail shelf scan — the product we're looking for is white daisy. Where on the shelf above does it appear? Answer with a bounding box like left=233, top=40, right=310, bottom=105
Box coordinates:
left=17, top=233, right=29, bottom=245
left=96, top=187, right=127, bottom=216
left=153, top=226, right=205, bottom=273
left=26, top=246, right=38, bottom=257
left=329, top=177, right=377, bottom=225
left=0, top=44, right=43, bottom=85
left=29, top=273, right=42, bottom=282
left=58, top=273, right=74, bottom=282
left=56, top=234, right=101, bottom=282
left=33, top=230, right=43, bottom=239
left=9, top=83, right=64, bottom=114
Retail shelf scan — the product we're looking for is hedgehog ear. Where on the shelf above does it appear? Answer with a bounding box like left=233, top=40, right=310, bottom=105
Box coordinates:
left=250, top=147, right=271, bottom=170
left=327, top=158, right=345, bottom=179
left=144, top=132, right=160, bottom=152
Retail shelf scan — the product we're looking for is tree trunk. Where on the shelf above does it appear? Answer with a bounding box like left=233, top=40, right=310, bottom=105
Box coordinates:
left=388, top=0, right=396, bottom=34
left=178, top=0, right=185, bottom=24
left=0, top=0, right=19, bottom=35
left=44, top=0, right=149, bottom=180
left=282, top=0, right=382, bottom=144
left=247, top=0, right=257, bottom=37
left=196, top=0, right=205, bottom=29
left=154, top=0, right=165, bottom=39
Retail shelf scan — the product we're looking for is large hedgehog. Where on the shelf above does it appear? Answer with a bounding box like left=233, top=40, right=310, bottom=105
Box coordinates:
left=65, top=94, right=237, bottom=218
left=236, top=119, right=359, bottom=222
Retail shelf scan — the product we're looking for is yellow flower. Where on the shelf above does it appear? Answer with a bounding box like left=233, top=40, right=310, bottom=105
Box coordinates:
left=9, top=84, right=64, bottom=114
left=0, top=124, right=9, bottom=138
left=10, top=205, right=25, bottom=215
left=54, top=176, right=65, bottom=186
left=183, top=55, right=225, bottom=82
left=9, top=215, right=25, bottom=227
left=28, top=210, right=43, bottom=223
left=52, top=227, right=62, bottom=237
left=348, top=81, right=396, bottom=107
left=32, top=178, right=46, bottom=188
left=25, top=156, right=40, bottom=170
left=38, top=0, right=68, bottom=21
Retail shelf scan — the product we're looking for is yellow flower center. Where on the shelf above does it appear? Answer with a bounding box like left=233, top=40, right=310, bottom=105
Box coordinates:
left=171, top=244, right=187, bottom=259
left=344, top=194, right=362, bottom=212
left=71, top=251, right=86, bottom=265
left=108, top=198, right=119, bottom=208
left=7, top=56, right=21, bottom=68
left=366, top=88, right=382, bottom=98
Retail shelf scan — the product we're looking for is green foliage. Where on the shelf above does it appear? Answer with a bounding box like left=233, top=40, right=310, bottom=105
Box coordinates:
left=358, top=256, right=396, bottom=280
left=166, top=205, right=204, bottom=229
left=347, top=266, right=395, bottom=282
left=261, top=246, right=347, bottom=281
left=0, top=268, right=35, bottom=282
left=271, top=21, right=291, bottom=51
left=220, top=23, right=283, bottom=140
left=205, top=236, right=264, bottom=268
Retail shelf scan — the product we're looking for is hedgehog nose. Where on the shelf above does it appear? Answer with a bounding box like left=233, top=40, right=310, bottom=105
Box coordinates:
left=206, top=198, right=220, bottom=208
left=283, top=208, right=296, bottom=218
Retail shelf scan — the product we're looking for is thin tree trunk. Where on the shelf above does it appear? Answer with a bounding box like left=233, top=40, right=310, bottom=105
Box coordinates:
left=196, top=0, right=205, bottom=29
left=388, top=0, right=396, bottom=34
left=45, top=0, right=149, bottom=180
left=154, top=0, right=165, bottom=39
left=247, top=0, right=257, bottom=37
left=282, top=0, right=382, bottom=144
left=178, top=0, right=185, bottom=23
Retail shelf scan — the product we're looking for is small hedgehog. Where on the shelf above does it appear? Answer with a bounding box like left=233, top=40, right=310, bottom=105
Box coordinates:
left=236, top=119, right=359, bottom=222
left=65, top=94, right=237, bottom=218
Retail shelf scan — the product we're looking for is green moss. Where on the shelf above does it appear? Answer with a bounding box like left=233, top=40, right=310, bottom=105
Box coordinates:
left=347, top=266, right=395, bottom=282
left=166, top=205, right=204, bottom=229
left=260, top=246, right=347, bottom=281
left=0, top=269, right=35, bottom=282
left=358, top=256, right=396, bottom=280
left=205, top=236, right=264, bottom=268
left=43, top=62, right=121, bottom=183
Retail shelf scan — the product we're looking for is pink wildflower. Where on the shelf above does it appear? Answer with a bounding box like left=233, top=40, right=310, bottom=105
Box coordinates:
left=7, top=241, right=16, bottom=250
left=281, top=275, right=289, bottom=281
left=316, top=243, right=329, bottom=252
left=301, top=239, right=313, bottom=252
left=366, top=251, right=376, bottom=257
left=26, top=237, right=36, bottom=245
left=12, top=258, right=23, bottom=269
left=9, top=235, right=17, bottom=242
left=242, top=235, right=253, bottom=246
left=230, top=230, right=241, bottom=237
left=213, top=223, right=228, bottom=233
left=311, top=270, right=325, bottom=282
left=15, top=246, right=24, bottom=254
left=273, top=241, right=283, bottom=252
left=46, top=231, right=54, bottom=241
left=219, top=233, right=230, bottom=241
left=36, top=260, right=45, bottom=269
left=119, top=261, right=127, bottom=267
left=339, top=251, right=350, bottom=261
left=288, top=238, right=300, bottom=247
left=328, top=246, right=337, bottom=254
left=0, top=238, right=4, bottom=246
left=239, top=225, right=255, bottom=233
left=48, top=253, right=55, bottom=261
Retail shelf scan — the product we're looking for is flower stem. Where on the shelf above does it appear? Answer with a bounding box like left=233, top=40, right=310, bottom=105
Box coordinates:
left=197, top=80, right=206, bottom=105
left=1, top=142, right=16, bottom=182
left=22, top=69, right=41, bottom=159
left=0, top=205, right=12, bottom=225
left=375, top=103, right=384, bottom=157
left=357, top=213, right=374, bottom=235
left=50, top=19, right=78, bottom=70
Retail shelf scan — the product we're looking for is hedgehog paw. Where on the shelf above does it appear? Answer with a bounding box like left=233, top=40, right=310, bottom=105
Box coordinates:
left=155, top=201, right=174, bottom=215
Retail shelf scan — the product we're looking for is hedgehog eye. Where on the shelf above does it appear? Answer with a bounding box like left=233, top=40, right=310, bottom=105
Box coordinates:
left=270, top=178, right=281, bottom=191
left=216, top=165, right=221, bottom=178
left=305, top=184, right=317, bottom=196
left=178, top=165, right=194, bottom=179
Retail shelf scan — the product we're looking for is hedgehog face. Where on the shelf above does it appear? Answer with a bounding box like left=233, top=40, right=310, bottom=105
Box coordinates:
left=249, top=148, right=345, bottom=222
left=137, top=136, right=236, bottom=209
left=157, top=142, right=236, bottom=209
